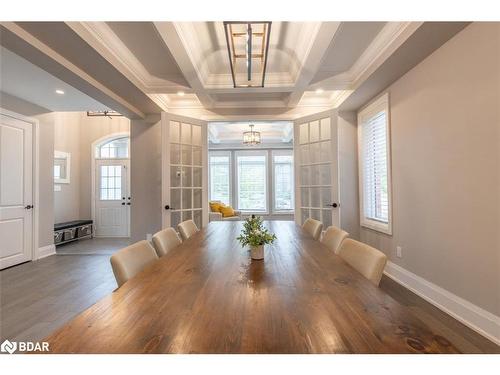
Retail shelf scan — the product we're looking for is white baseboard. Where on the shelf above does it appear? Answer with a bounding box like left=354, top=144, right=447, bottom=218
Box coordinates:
left=37, top=244, right=56, bottom=259
left=384, top=261, right=500, bottom=346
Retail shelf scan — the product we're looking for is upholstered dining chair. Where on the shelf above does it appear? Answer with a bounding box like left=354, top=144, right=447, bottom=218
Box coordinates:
left=302, top=218, right=323, bottom=240
left=152, top=227, right=182, bottom=257
left=177, top=219, right=199, bottom=241
left=320, top=226, right=349, bottom=254
left=110, top=240, right=159, bottom=287
left=337, top=239, right=387, bottom=286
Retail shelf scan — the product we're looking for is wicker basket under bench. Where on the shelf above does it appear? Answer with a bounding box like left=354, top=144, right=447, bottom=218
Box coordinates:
left=54, top=220, right=93, bottom=246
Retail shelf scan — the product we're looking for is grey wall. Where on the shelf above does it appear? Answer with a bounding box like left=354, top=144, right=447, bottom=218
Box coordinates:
left=0, top=92, right=54, bottom=248
left=338, top=111, right=360, bottom=239
left=130, top=117, right=162, bottom=242
left=357, top=23, right=500, bottom=315
left=54, top=112, right=81, bottom=223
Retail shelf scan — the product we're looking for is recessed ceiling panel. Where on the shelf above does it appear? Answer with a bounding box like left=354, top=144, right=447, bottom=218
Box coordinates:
left=312, top=22, right=386, bottom=84
left=106, top=22, right=188, bottom=86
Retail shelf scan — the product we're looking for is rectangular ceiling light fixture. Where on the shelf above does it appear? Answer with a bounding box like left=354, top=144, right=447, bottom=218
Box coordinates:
left=223, top=21, right=272, bottom=88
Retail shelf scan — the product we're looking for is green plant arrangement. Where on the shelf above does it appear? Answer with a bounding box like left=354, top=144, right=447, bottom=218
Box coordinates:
left=237, top=216, right=276, bottom=260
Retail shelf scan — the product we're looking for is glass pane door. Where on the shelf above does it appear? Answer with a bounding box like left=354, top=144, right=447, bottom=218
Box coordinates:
left=295, top=112, right=339, bottom=229
left=163, top=114, right=207, bottom=231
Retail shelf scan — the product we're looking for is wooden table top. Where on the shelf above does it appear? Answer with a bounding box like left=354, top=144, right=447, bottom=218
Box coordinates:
left=45, top=221, right=459, bottom=353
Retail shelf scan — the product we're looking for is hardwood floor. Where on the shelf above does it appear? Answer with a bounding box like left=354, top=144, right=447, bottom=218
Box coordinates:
left=0, top=238, right=126, bottom=342
left=379, top=277, right=500, bottom=353
left=0, top=235, right=497, bottom=353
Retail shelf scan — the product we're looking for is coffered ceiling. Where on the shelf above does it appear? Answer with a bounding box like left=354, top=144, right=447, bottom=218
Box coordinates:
left=0, top=21, right=467, bottom=120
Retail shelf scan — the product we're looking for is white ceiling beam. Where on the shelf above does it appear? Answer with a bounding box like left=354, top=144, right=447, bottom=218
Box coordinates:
left=286, top=22, right=341, bottom=108
left=153, top=22, right=215, bottom=109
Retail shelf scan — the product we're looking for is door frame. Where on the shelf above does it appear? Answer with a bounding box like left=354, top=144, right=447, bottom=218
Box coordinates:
left=91, top=132, right=130, bottom=237
left=0, top=108, right=39, bottom=262
left=161, top=112, right=208, bottom=229
left=293, top=109, right=340, bottom=227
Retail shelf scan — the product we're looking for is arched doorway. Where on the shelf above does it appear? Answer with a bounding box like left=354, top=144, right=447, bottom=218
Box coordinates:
left=92, top=133, right=130, bottom=237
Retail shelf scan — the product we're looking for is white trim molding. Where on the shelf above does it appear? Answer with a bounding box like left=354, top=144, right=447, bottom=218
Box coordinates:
left=384, top=261, right=500, bottom=346
left=37, top=244, right=56, bottom=259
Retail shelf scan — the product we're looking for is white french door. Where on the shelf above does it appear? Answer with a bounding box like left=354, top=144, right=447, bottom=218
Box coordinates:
left=95, top=159, right=130, bottom=237
left=161, top=113, right=208, bottom=230
left=294, top=110, right=339, bottom=228
left=0, top=112, right=33, bottom=269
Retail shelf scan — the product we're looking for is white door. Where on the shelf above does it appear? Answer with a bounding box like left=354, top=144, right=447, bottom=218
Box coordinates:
left=95, top=159, right=130, bottom=237
left=162, top=113, right=208, bottom=230
left=294, top=110, right=340, bottom=228
left=0, top=112, right=33, bottom=269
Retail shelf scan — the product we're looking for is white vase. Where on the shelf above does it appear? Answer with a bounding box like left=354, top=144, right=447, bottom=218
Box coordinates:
left=250, top=245, right=264, bottom=260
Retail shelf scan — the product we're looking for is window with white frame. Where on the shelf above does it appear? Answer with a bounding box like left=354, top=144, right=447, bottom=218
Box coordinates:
left=236, top=151, right=267, bottom=211
left=358, top=93, right=392, bottom=234
left=209, top=152, right=231, bottom=205
left=97, top=137, right=129, bottom=159
left=272, top=151, right=294, bottom=211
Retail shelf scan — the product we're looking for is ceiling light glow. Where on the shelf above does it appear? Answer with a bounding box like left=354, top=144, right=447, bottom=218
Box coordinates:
left=55, top=89, right=65, bottom=95
left=177, top=91, right=185, bottom=96
left=315, top=88, right=324, bottom=94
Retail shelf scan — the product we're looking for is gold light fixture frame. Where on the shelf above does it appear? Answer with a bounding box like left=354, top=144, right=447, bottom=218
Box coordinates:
left=223, top=21, right=272, bottom=88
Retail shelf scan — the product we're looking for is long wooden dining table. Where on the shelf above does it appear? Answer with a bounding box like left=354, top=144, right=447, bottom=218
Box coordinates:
left=44, top=221, right=459, bottom=353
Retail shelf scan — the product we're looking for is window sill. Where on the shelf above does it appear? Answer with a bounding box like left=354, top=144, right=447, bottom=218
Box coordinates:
left=361, top=218, right=392, bottom=235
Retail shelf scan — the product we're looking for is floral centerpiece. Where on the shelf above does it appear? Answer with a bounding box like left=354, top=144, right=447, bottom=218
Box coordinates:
left=237, top=215, right=277, bottom=260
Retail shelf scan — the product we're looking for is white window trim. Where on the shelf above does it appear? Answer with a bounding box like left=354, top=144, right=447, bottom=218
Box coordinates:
left=208, top=150, right=232, bottom=206
left=271, top=149, right=294, bottom=213
left=357, top=93, right=393, bottom=235
left=234, top=149, right=269, bottom=214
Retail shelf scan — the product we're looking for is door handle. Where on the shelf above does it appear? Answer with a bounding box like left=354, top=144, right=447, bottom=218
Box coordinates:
left=121, top=202, right=125, bottom=205
left=25, top=205, right=34, bottom=210
left=326, top=203, right=339, bottom=208
left=164, top=205, right=175, bottom=210
left=126, top=203, right=131, bottom=205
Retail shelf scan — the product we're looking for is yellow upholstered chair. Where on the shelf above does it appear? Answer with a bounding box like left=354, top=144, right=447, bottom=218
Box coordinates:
left=337, top=239, right=387, bottom=286
left=302, top=218, right=323, bottom=240
left=110, top=240, right=159, bottom=287
left=320, top=226, right=349, bottom=254
left=152, top=227, right=182, bottom=257
left=177, top=219, right=199, bottom=241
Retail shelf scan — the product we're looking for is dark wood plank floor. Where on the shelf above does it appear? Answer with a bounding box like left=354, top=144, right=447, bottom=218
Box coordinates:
left=0, top=237, right=497, bottom=353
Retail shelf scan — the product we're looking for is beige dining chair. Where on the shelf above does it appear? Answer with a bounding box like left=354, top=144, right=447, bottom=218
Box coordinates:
left=337, top=239, right=387, bottom=286
left=110, top=240, right=159, bottom=287
left=177, top=219, right=199, bottom=241
left=302, top=218, right=323, bottom=240
left=152, top=227, right=182, bottom=257
left=320, top=226, right=349, bottom=254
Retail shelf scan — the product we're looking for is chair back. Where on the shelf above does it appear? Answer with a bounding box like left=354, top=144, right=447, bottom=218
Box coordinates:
left=110, top=240, right=158, bottom=287
left=320, top=226, right=349, bottom=254
left=337, top=239, right=387, bottom=286
left=302, top=218, right=323, bottom=240
left=178, top=219, right=199, bottom=241
left=152, top=227, right=182, bottom=257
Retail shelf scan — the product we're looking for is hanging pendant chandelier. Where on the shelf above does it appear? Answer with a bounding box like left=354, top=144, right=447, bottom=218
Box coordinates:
left=242, top=124, right=261, bottom=145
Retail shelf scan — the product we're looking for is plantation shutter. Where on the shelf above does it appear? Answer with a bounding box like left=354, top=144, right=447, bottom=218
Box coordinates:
left=361, top=110, right=389, bottom=223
